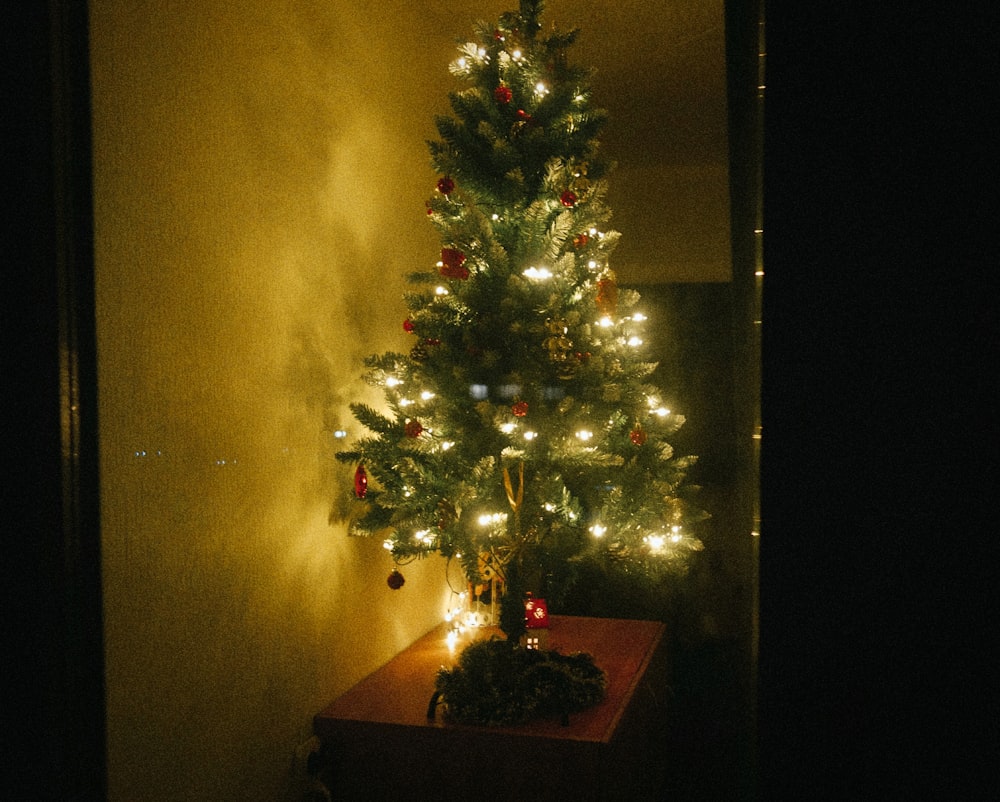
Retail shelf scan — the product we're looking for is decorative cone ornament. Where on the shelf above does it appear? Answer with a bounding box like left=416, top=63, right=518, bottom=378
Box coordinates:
left=354, top=464, right=368, bottom=498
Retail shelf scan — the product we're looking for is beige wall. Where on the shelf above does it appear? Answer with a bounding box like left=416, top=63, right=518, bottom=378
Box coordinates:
left=91, top=3, right=457, bottom=799
left=90, top=2, right=729, bottom=799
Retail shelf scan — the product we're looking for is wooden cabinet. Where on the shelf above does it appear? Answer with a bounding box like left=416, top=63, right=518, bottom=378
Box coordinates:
left=314, top=616, right=668, bottom=800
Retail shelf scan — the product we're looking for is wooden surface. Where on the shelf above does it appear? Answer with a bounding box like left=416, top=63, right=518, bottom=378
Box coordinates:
left=313, top=616, right=668, bottom=799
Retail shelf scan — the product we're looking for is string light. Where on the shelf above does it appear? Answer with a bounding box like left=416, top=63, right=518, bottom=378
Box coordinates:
left=644, top=533, right=666, bottom=553
left=523, top=266, right=552, bottom=280
left=589, top=524, right=606, bottom=538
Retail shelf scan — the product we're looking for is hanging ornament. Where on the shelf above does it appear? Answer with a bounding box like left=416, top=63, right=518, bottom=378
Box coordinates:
left=437, top=498, right=457, bottom=529
left=630, top=425, right=647, bottom=446
left=511, top=109, right=535, bottom=137
left=560, top=190, right=577, bottom=208
left=570, top=162, right=591, bottom=196
left=387, top=569, right=406, bottom=590
left=543, top=318, right=574, bottom=377
left=439, top=248, right=469, bottom=279
left=436, top=176, right=455, bottom=196
left=512, top=400, right=529, bottom=417
left=404, top=419, right=424, bottom=438
left=353, top=464, right=368, bottom=498
left=403, top=318, right=415, bottom=333
left=573, top=232, right=590, bottom=249
left=494, top=84, right=513, bottom=105
left=596, top=271, right=618, bottom=317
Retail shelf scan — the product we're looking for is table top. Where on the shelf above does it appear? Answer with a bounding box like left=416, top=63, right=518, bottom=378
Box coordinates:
left=314, top=615, right=665, bottom=744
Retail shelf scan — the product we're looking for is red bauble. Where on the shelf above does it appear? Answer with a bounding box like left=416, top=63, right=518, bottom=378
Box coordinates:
left=387, top=569, right=405, bottom=590
left=404, top=419, right=424, bottom=438
left=436, top=176, right=455, bottom=195
left=403, top=318, right=415, bottom=333
left=353, top=464, right=368, bottom=498
left=573, top=232, right=590, bottom=249
left=512, top=400, right=529, bottom=417
left=439, top=248, right=469, bottom=279
left=560, top=190, right=577, bottom=207
left=494, top=85, right=513, bottom=104
left=630, top=427, right=647, bottom=446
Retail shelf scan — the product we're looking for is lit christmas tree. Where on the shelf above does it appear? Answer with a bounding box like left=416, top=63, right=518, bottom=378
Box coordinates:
left=336, top=0, right=705, bottom=643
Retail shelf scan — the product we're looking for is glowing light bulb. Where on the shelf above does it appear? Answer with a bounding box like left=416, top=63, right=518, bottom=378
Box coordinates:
left=576, top=429, right=593, bottom=441
left=632, top=312, right=647, bottom=322
left=435, top=286, right=449, bottom=295
left=590, top=524, right=606, bottom=538
left=420, top=390, right=435, bottom=400
left=500, top=422, right=516, bottom=434
left=523, top=266, right=552, bottom=280
left=645, top=533, right=666, bottom=553
left=441, top=441, right=454, bottom=451
left=523, top=430, right=537, bottom=441
left=382, top=539, right=394, bottom=551
left=598, top=316, right=613, bottom=328
left=512, top=49, right=522, bottom=60
left=386, top=376, right=402, bottom=387
left=627, top=336, right=643, bottom=347
left=535, top=81, right=548, bottom=96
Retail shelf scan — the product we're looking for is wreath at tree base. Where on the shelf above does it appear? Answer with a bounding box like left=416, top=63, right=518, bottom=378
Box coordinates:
left=431, top=638, right=607, bottom=727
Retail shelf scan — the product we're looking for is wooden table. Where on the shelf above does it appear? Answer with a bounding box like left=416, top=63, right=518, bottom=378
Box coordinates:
left=313, top=616, right=668, bottom=800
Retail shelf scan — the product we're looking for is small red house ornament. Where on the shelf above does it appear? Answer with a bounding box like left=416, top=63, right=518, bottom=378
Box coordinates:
left=522, top=594, right=550, bottom=650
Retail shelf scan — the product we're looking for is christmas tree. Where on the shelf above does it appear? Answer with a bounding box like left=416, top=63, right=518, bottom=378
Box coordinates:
left=336, top=0, right=705, bottom=642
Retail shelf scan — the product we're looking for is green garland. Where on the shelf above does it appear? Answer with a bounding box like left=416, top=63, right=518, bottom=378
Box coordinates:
left=434, top=639, right=606, bottom=727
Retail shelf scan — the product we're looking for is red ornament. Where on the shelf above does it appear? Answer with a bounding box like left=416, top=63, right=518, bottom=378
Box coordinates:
left=436, top=176, right=455, bottom=195
left=512, top=400, right=529, bottom=417
left=573, top=232, right=590, bottom=249
left=439, top=248, right=469, bottom=279
left=403, top=318, right=415, bottom=333
left=516, top=109, right=531, bottom=121
left=630, top=427, right=647, bottom=446
left=494, top=85, right=513, bottom=104
left=387, top=569, right=405, bottom=590
left=404, top=419, right=423, bottom=438
left=560, top=190, right=577, bottom=207
left=353, top=464, right=368, bottom=498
